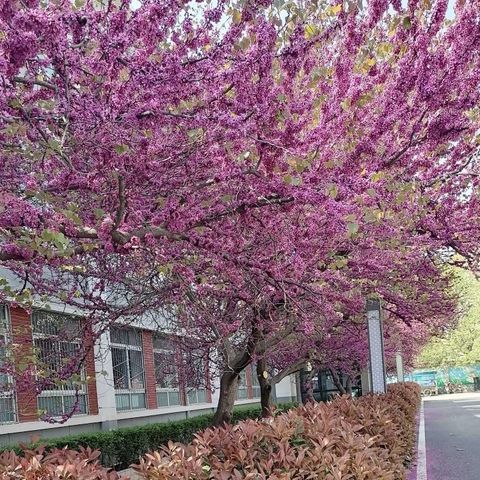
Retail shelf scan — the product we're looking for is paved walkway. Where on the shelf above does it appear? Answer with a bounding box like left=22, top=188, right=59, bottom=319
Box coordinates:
left=118, top=467, right=141, bottom=479
left=411, top=392, right=480, bottom=480
left=118, top=468, right=143, bottom=480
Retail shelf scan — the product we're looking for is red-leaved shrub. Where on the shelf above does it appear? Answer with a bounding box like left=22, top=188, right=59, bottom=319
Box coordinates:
left=134, top=382, right=420, bottom=480
left=0, top=445, right=119, bottom=480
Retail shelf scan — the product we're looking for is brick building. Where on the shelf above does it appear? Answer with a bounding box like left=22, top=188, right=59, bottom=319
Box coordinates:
left=0, top=304, right=298, bottom=446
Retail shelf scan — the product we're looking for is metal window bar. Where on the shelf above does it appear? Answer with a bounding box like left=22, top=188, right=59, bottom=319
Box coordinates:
left=236, top=370, right=248, bottom=400
left=184, top=350, right=209, bottom=405
left=32, top=310, right=88, bottom=417
left=0, top=305, right=17, bottom=424
left=251, top=369, right=261, bottom=398
left=186, top=388, right=207, bottom=404
left=153, top=334, right=181, bottom=407
left=111, top=327, right=146, bottom=411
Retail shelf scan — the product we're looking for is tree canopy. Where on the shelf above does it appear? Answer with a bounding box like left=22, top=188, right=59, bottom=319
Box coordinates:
left=1, top=0, right=480, bottom=421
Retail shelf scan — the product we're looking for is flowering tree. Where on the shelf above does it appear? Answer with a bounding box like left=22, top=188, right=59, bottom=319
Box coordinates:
left=1, top=0, right=480, bottom=422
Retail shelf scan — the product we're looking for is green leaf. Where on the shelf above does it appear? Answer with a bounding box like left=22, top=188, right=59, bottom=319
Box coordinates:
left=283, top=174, right=293, bottom=185
left=291, top=176, right=302, bottom=186
left=371, top=171, right=384, bottom=183
left=402, top=16, right=412, bottom=30
left=118, top=67, right=130, bottom=82
left=304, top=24, right=317, bottom=39
left=114, top=144, right=130, bottom=155
left=326, top=183, right=338, bottom=199
left=94, top=208, right=105, bottom=219
left=347, top=222, right=359, bottom=236
left=41, top=229, right=55, bottom=242
left=232, top=9, right=242, bottom=24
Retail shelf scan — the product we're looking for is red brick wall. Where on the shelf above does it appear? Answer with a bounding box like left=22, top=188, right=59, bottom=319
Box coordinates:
left=246, top=364, right=254, bottom=399
left=10, top=306, right=38, bottom=422
left=142, top=330, right=158, bottom=409
left=205, top=361, right=213, bottom=403
left=84, top=328, right=99, bottom=415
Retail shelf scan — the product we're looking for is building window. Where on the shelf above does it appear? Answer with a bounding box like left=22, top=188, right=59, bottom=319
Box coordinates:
left=32, top=310, right=88, bottom=417
left=184, top=351, right=208, bottom=405
left=252, top=369, right=261, bottom=398
left=110, top=326, right=146, bottom=411
left=235, top=367, right=261, bottom=401
left=153, top=334, right=181, bottom=407
left=237, top=370, right=248, bottom=400
left=0, top=306, right=16, bottom=424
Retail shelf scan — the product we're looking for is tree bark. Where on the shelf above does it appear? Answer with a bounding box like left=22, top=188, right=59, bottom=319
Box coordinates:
left=345, top=375, right=352, bottom=395
left=212, top=371, right=239, bottom=426
left=330, top=369, right=347, bottom=395
left=303, top=369, right=315, bottom=403
left=257, top=359, right=273, bottom=417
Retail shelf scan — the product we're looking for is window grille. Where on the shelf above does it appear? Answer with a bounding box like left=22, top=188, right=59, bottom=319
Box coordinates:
left=236, top=370, right=248, bottom=400
left=153, top=334, right=180, bottom=407
left=235, top=368, right=261, bottom=400
left=32, top=310, right=88, bottom=417
left=110, top=326, right=146, bottom=411
left=184, top=351, right=208, bottom=405
left=252, top=369, right=261, bottom=398
left=0, top=306, right=16, bottom=424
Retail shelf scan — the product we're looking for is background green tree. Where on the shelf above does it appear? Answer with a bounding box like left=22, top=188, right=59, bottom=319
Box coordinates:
left=417, top=268, right=480, bottom=368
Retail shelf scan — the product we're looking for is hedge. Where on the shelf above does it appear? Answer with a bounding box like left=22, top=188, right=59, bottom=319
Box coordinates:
left=0, top=386, right=421, bottom=479
left=135, top=383, right=421, bottom=479
left=0, top=402, right=296, bottom=470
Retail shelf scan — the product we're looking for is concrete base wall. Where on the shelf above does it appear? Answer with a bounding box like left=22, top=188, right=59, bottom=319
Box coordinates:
left=117, top=407, right=215, bottom=428
left=0, top=421, right=103, bottom=447
left=276, top=395, right=297, bottom=404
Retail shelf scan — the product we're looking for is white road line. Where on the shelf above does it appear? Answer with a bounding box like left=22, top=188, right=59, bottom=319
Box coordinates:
left=476, top=415, right=480, bottom=419
left=461, top=405, right=480, bottom=409
left=417, top=400, right=427, bottom=480
left=453, top=399, right=480, bottom=403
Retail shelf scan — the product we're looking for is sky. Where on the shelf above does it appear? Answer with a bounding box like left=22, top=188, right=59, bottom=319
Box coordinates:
left=130, top=0, right=457, bottom=18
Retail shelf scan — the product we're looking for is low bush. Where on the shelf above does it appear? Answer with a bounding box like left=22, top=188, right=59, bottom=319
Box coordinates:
left=134, top=382, right=421, bottom=479
left=0, top=445, right=118, bottom=479
left=0, top=403, right=296, bottom=471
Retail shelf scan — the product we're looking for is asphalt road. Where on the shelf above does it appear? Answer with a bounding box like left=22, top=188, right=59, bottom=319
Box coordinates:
left=419, top=392, right=480, bottom=480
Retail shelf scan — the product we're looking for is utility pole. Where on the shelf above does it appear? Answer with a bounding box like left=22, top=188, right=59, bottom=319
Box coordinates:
left=367, top=298, right=387, bottom=394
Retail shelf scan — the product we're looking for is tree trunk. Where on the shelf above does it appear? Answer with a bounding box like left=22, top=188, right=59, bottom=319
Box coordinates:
left=303, top=369, right=315, bottom=403
left=212, top=371, right=239, bottom=426
left=345, top=375, right=352, bottom=395
left=330, top=369, right=347, bottom=395
left=257, top=359, right=273, bottom=417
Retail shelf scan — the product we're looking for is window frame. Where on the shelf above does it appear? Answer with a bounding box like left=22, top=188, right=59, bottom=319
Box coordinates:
left=184, top=350, right=209, bottom=405
left=152, top=334, right=181, bottom=408
left=110, top=326, right=146, bottom=412
left=236, top=369, right=248, bottom=400
left=32, top=310, right=89, bottom=418
left=251, top=368, right=261, bottom=398
left=0, top=305, right=17, bottom=424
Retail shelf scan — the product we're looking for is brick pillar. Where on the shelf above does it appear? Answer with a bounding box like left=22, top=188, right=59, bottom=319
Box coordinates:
left=205, top=362, right=213, bottom=403
left=142, top=330, right=157, bottom=409
left=84, top=328, right=99, bottom=415
left=10, top=306, right=38, bottom=422
left=246, top=364, right=254, bottom=399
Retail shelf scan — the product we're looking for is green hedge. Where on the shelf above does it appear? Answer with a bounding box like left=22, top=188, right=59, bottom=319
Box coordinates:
left=0, top=403, right=296, bottom=470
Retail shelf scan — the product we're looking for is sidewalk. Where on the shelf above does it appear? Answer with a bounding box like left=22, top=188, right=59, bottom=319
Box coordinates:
left=409, top=392, right=480, bottom=480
